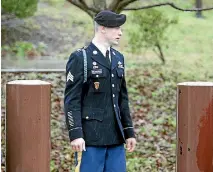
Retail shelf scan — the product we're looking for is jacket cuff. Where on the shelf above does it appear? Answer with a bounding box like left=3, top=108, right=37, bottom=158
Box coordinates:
left=69, top=127, right=83, bottom=142
left=124, top=127, right=135, bottom=139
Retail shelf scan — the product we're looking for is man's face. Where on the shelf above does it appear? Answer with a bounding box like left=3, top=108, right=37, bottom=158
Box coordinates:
left=104, top=27, right=123, bottom=46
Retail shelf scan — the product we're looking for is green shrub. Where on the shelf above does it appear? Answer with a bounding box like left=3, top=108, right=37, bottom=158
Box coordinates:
left=2, top=0, right=38, bottom=18
left=1, top=41, right=47, bottom=59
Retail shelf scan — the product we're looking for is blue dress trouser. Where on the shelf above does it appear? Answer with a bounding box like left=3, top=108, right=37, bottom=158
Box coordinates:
left=75, top=144, right=126, bottom=172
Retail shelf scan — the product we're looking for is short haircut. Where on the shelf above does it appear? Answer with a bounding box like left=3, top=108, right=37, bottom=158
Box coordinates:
left=94, top=21, right=100, bottom=32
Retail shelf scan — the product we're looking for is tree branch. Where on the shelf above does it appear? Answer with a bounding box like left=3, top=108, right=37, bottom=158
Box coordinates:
left=79, top=0, right=99, bottom=13
left=116, top=0, right=138, bottom=13
left=66, top=0, right=98, bottom=18
left=123, top=2, right=213, bottom=11
left=108, top=0, right=120, bottom=11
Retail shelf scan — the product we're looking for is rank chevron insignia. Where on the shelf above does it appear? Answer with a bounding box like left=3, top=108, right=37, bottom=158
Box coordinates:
left=67, top=71, right=74, bottom=82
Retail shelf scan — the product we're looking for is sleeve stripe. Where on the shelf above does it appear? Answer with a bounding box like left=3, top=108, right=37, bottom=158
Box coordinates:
left=123, top=127, right=133, bottom=130
left=69, top=127, right=82, bottom=131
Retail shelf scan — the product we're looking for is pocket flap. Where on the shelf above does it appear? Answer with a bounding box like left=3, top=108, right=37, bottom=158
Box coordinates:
left=82, top=108, right=104, bottom=121
left=116, top=68, right=124, bottom=77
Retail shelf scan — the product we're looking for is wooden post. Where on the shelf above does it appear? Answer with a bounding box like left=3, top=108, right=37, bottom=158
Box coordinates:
left=6, top=80, right=51, bottom=172
left=196, top=0, right=203, bottom=18
left=176, top=82, right=213, bottom=172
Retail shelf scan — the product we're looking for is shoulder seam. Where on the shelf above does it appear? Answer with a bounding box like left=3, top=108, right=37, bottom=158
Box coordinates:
left=111, top=47, right=123, bottom=56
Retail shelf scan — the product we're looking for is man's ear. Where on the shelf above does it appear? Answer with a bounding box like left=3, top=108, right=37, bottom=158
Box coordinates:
left=101, top=26, right=106, bottom=33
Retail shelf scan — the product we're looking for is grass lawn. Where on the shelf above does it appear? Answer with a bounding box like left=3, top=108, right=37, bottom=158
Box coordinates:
left=48, top=0, right=213, bottom=77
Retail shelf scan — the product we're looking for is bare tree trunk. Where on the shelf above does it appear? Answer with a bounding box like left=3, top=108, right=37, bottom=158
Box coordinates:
left=67, top=0, right=98, bottom=18
left=67, top=0, right=138, bottom=19
left=93, top=0, right=106, bottom=11
left=155, top=42, right=166, bottom=64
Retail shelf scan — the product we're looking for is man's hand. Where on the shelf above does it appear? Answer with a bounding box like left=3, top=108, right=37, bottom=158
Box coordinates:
left=126, top=138, right=136, bottom=152
left=71, top=138, right=86, bottom=152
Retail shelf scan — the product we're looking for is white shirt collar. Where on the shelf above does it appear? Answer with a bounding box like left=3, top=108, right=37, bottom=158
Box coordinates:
left=92, top=39, right=111, bottom=57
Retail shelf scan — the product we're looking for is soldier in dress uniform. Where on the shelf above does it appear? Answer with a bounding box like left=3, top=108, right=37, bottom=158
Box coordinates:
left=64, top=10, right=136, bottom=172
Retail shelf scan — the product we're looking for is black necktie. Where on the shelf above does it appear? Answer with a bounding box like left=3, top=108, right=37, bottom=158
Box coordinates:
left=106, top=50, right=110, bottom=65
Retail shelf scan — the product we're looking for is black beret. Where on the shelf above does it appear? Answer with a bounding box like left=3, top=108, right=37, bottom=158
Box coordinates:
left=94, top=10, right=126, bottom=28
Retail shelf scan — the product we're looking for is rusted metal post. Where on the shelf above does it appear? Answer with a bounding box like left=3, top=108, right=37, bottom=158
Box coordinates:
left=176, top=82, right=213, bottom=172
left=6, top=80, right=51, bottom=172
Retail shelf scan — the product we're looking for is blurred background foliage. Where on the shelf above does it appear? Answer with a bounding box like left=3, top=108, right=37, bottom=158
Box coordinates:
left=127, top=9, right=178, bottom=64
left=1, top=0, right=213, bottom=171
left=1, top=0, right=38, bottom=18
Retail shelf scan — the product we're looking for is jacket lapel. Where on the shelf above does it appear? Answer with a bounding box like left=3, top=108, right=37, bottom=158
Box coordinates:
left=111, top=48, right=119, bottom=70
left=89, top=43, right=111, bottom=70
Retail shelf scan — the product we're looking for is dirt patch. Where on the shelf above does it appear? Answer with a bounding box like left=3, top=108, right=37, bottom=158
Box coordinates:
left=1, top=2, right=93, bottom=59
